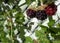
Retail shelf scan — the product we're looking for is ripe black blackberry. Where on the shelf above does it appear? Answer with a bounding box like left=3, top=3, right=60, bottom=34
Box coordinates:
left=26, top=9, right=36, bottom=18
left=36, top=10, right=47, bottom=20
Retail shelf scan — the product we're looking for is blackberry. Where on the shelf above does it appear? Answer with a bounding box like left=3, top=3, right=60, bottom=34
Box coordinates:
left=36, top=10, right=47, bottom=20
left=45, top=2, right=57, bottom=16
left=26, top=9, right=36, bottom=18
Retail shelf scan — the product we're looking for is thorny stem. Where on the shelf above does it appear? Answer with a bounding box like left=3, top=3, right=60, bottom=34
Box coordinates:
left=11, top=19, right=14, bottom=43
left=6, top=11, right=14, bottom=43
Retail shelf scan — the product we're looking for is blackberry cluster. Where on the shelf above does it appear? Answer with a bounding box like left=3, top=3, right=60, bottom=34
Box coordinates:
left=26, top=2, right=57, bottom=20
left=36, top=10, right=47, bottom=20
left=26, top=9, right=36, bottom=18
left=26, top=9, right=47, bottom=20
left=45, top=2, right=57, bottom=16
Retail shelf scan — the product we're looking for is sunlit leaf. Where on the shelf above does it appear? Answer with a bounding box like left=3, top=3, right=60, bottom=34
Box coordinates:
left=24, top=37, right=33, bottom=43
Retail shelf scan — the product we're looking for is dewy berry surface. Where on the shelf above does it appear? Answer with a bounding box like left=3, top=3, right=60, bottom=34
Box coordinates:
left=26, top=9, right=36, bottom=18
left=36, top=10, right=47, bottom=20
left=45, top=2, right=57, bottom=16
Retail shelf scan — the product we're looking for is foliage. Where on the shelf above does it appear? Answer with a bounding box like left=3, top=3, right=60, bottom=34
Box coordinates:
left=0, top=0, right=60, bottom=43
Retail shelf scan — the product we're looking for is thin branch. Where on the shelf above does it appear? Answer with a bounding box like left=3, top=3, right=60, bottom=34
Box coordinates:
left=40, top=0, right=43, bottom=6
left=11, top=19, right=14, bottom=43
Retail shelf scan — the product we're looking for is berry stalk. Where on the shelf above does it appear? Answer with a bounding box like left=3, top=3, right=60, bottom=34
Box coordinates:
left=40, top=0, right=43, bottom=6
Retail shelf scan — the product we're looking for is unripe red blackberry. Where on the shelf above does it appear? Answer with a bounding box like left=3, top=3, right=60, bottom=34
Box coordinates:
left=45, top=2, right=57, bottom=16
left=36, top=10, right=47, bottom=20
left=26, top=9, right=36, bottom=18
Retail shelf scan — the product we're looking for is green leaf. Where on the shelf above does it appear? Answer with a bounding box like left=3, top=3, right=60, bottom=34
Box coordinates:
left=39, top=38, right=50, bottom=43
left=40, top=25, right=48, bottom=32
left=26, top=0, right=31, bottom=5
left=53, top=40, right=60, bottom=43
left=1, top=39, right=12, bottom=43
left=0, top=31, right=11, bottom=43
left=0, top=21, right=4, bottom=26
left=54, top=35, right=60, bottom=40
left=35, top=30, right=50, bottom=43
left=50, top=27, right=60, bottom=33
left=26, top=0, right=35, bottom=5
left=35, top=30, right=47, bottom=39
left=43, top=0, right=57, bottom=4
left=15, top=12, right=25, bottom=24
left=48, top=20, right=55, bottom=27
left=48, top=16, right=55, bottom=27
left=35, top=30, right=41, bottom=38
left=43, top=0, right=48, bottom=4
left=16, top=26, right=25, bottom=42
left=0, top=0, right=4, bottom=4
left=56, top=23, right=60, bottom=28
left=24, top=37, right=33, bottom=43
